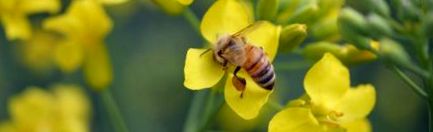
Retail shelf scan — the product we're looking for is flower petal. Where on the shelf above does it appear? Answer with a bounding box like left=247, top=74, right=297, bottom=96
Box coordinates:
left=54, top=41, right=84, bottom=73
left=268, top=108, right=321, bottom=132
left=184, top=48, right=225, bottom=90
left=52, top=84, right=90, bottom=119
left=83, top=44, right=113, bottom=91
left=43, top=0, right=112, bottom=41
left=224, top=72, right=272, bottom=119
left=43, top=14, right=82, bottom=40
left=1, top=14, right=31, bottom=40
left=9, top=87, right=55, bottom=127
left=177, top=0, right=193, bottom=5
left=20, top=0, right=60, bottom=14
left=0, top=122, right=16, bottom=132
left=335, top=84, right=376, bottom=122
left=99, top=0, right=129, bottom=5
left=341, top=118, right=372, bottom=132
left=304, top=53, right=350, bottom=109
left=200, top=0, right=252, bottom=43
left=20, top=31, right=57, bottom=71
left=245, top=21, right=281, bottom=61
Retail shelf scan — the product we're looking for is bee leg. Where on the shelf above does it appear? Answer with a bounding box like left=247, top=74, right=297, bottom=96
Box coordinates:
left=240, top=36, right=247, bottom=43
left=222, top=61, right=228, bottom=70
left=232, top=66, right=246, bottom=98
left=200, top=48, right=212, bottom=57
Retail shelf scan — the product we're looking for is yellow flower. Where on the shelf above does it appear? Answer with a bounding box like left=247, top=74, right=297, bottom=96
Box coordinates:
left=151, top=0, right=194, bottom=15
left=43, top=0, right=113, bottom=91
left=0, top=0, right=60, bottom=40
left=98, top=0, right=129, bottom=5
left=0, top=84, right=90, bottom=132
left=269, top=53, right=376, bottom=132
left=17, top=31, right=58, bottom=73
left=184, top=0, right=281, bottom=119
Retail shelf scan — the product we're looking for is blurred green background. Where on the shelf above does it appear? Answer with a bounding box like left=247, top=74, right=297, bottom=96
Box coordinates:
left=0, top=0, right=428, bottom=131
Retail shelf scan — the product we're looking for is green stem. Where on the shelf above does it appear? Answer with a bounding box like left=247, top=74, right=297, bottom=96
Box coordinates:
left=390, top=66, right=428, bottom=99
left=182, top=7, right=200, bottom=34
left=200, top=89, right=224, bottom=131
left=101, top=90, right=129, bottom=132
left=268, top=100, right=284, bottom=111
left=401, top=64, right=431, bottom=79
left=427, top=101, right=433, bottom=132
left=182, top=88, right=224, bottom=132
left=183, top=90, right=208, bottom=132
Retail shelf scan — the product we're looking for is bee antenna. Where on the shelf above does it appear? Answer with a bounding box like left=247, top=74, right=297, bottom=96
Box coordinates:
left=200, top=48, right=212, bottom=57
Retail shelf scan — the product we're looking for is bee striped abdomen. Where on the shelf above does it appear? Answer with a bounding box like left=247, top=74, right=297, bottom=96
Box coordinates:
left=243, top=45, right=275, bottom=90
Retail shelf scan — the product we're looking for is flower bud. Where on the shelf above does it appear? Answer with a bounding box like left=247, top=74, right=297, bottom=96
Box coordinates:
left=257, top=0, right=279, bottom=21
left=311, top=17, right=339, bottom=41
left=287, top=3, right=319, bottom=24
left=316, top=0, right=343, bottom=18
left=396, top=0, right=420, bottom=21
left=338, top=8, right=371, bottom=49
left=278, top=1, right=319, bottom=24
left=279, top=24, right=307, bottom=52
left=370, top=0, right=390, bottom=17
left=367, top=13, right=392, bottom=38
left=346, top=0, right=389, bottom=16
left=302, top=42, right=341, bottom=61
left=339, top=27, right=371, bottom=49
left=151, top=0, right=186, bottom=15
left=276, top=0, right=301, bottom=23
left=338, top=8, right=368, bottom=35
left=84, top=44, right=113, bottom=91
left=303, top=42, right=377, bottom=65
left=378, top=38, right=411, bottom=67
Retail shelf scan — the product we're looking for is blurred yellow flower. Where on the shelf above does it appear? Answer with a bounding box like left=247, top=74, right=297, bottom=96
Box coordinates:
left=98, top=0, right=129, bottom=5
left=151, top=0, right=194, bottom=15
left=44, top=0, right=113, bottom=91
left=0, top=0, right=60, bottom=40
left=0, top=84, right=90, bottom=132
left=16, top=30, right=88, bottom=75
left=17, top=31, right=58, bottom=73
left=269, top=53, right=376, bottom=132
left=184, top=0, right=281, bottom=119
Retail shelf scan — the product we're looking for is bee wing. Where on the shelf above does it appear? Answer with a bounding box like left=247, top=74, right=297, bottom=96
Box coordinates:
left=232, top=21, right=266, bottom=37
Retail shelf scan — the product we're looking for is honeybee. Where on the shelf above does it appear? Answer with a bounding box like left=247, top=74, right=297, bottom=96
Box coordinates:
left=203, top=21, right=275, bottom=97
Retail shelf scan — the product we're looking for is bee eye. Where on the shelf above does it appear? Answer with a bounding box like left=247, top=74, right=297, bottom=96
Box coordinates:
left=217, top=50, right=223, bottom=55
left=228, top=40, right=235, bottom=46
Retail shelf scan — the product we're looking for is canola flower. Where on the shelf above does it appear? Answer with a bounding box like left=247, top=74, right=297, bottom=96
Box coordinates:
left=0, top=0, right=431, bottom=131
left=0, top=84, right=90, bottom=132
left=269, top=53, right=376, bottom=132
left=43, top=0, right=114, bottom=91
left=0, top=0, right=60, bottom=40
left=151, top=0, right=194, bottom=15
left=183, top=0, right=281, bottom=119
left=16, top=31, right=59, bottom=73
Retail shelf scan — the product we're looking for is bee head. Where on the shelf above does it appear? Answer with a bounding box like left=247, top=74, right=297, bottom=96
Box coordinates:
left=214, top=34, right=233, bottom=64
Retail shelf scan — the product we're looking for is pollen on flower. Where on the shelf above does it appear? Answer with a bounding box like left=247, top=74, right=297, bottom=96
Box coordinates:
left=328, top=111, right=344, bottom=121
